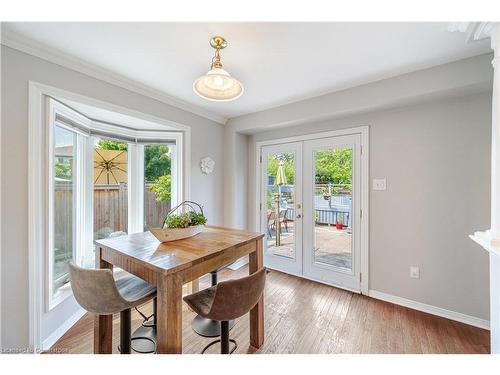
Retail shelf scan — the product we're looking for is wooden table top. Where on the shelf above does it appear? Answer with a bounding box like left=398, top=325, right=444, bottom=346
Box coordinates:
left=94, top=226, right=264, bottom=275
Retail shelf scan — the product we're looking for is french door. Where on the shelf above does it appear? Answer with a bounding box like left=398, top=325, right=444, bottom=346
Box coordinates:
left=261, top=133, right=362, bottom=292
left=261, top=142, right=303, bottom=275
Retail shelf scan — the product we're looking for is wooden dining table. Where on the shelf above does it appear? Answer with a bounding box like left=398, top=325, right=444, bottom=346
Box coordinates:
left=93, top=226, right=265, bottom=354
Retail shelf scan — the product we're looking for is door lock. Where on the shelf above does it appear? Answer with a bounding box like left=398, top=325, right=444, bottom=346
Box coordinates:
left=296, top=214, right=302, bottom=219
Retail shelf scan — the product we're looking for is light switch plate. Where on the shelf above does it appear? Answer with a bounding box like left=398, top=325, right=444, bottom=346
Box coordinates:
left=410, top=266, right=420, bottom=279
left=373, top=178, right=386, bottom=191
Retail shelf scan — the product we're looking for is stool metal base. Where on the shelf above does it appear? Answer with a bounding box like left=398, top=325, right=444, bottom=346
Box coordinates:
left=130, top=324, right=156, bottom=353
left=201, top=338, right=237, bottom=354
left=192, top=315, right=235, bottom=337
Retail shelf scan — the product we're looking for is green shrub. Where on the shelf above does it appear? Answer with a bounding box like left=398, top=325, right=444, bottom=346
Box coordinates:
left=150, top=175, right=171, bottom=202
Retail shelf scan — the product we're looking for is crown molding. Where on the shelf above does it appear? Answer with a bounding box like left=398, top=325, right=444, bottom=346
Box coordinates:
left=1, top=27, right=227, bottom=125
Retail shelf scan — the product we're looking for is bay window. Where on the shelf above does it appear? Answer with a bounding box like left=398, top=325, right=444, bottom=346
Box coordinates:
left=47, top=99, right=181, bottom=308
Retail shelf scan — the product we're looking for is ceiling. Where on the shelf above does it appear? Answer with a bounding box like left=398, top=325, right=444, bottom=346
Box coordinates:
left=2, top=22, right=491, bottom=121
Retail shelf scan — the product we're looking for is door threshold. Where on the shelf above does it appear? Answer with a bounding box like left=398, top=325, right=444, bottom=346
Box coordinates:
left=265, top=265, right=361, bottom=294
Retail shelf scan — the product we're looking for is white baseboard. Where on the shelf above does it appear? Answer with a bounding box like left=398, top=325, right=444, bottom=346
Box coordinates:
left=42, top=308, right=86, bottom=351
left=368, top=289, right=490, bottom=330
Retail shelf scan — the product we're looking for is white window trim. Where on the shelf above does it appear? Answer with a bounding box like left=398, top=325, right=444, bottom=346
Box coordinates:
left=127, top=143, right=144, bottom=234
left=28, top=81, right=191, bottom=351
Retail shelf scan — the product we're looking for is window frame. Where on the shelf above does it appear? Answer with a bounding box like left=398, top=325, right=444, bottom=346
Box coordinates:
left=47, top=101, right=92, bottom=310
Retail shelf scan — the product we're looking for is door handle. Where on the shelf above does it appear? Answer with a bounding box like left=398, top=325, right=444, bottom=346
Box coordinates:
left=296, top=214, right=302, bottom=219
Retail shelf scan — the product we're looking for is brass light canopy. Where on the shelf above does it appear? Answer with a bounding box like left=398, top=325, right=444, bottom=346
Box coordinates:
left=193, top=36, right=244, bottom=102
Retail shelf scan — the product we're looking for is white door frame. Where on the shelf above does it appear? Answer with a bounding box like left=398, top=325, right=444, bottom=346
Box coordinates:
left=28, top=81, right=191, bottom=351
left=255, top=126, right=369, bottom=294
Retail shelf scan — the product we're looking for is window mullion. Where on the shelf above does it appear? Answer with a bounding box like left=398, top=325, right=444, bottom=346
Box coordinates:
left=127, top=143, right=145, bottom=233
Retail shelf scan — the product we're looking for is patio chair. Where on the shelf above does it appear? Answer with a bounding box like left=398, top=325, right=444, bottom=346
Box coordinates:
left=267, top=210, right=276, bottom=237
left=279, top=208, right=289, bottom=232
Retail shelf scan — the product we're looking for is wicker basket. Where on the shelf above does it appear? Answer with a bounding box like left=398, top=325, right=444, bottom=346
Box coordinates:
left=150, top=201, right=205, bottom=243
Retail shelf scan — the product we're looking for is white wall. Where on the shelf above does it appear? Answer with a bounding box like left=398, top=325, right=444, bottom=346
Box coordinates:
left=0, top=45, right=225, bottom=348
left=247, top=93, right=492, bottom=321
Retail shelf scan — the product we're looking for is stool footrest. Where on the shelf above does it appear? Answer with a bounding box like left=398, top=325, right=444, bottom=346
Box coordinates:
left=201, top=339, right=237, bottom=354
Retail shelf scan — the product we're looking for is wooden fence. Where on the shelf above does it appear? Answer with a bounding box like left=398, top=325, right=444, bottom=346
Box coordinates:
left=94, top=183, right=171, bottom=233
left=94, top=184, right=129, bottom=233
left=55, top=182, right=171, bottom=239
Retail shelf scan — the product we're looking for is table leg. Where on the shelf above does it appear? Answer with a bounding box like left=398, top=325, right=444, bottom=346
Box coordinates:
left=187, top=278, right=199, bottom=294
left=157, top=274, right=183, bottom=353
left=249, top=238, right=264, bottom=348
left=94, top=247, right=113, bottom=354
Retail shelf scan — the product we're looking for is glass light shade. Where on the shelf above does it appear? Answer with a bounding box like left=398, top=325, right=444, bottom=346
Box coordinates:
left=193, top=68, right=244, bottom=102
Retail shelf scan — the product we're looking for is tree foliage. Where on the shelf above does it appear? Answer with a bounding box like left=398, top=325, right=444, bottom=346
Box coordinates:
left=55, top=159, right=72, bottom=180
left=144, top=145, right=171, bottom=182
left=149, top=175, right=171, bottom=202
left=96, top=139, right=128, bottom=151
left=314, top=148, right=352, bottom=186
left=266, top=148, right=353, bottom=191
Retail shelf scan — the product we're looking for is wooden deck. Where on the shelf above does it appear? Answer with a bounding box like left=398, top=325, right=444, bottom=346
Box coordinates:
left=48, top=266, right=490, bottom=354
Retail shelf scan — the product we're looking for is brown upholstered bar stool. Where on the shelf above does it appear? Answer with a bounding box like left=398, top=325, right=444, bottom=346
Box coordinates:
left=69, top=263, right=157, bottom=354
left=191, top=265, right=235, bottom=337
left=184, top=267, right=266, bottom=354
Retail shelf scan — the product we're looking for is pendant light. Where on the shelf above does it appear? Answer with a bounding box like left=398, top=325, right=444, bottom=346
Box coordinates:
left=193, top=36, right=244, bottom=102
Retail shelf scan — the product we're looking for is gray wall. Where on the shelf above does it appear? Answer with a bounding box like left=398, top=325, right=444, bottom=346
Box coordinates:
left=0, top=45, right=225, bottom=347
left=248, top=92, right=492, bottom=320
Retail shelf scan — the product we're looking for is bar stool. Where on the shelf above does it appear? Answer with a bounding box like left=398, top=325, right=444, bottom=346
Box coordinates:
left=184, top=267, right=266, bottom=354
left=69, top=263, right=157, bottom=354
left=191, top=266, right=235, bottom=337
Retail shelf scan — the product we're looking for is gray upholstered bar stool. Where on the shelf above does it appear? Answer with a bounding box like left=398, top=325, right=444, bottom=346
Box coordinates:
left=69, top=263, right=157, bottom=354
left=184, top=267, right=267, bottom=354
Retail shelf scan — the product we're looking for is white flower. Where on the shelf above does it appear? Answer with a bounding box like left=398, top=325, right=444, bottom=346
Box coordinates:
left=200, top=157, right=215, bottom=174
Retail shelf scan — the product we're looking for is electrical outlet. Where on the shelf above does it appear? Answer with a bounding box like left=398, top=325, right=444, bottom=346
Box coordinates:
left=373, top=178, right=386, bottom=191
left=410, top=266, right=420, bottom=279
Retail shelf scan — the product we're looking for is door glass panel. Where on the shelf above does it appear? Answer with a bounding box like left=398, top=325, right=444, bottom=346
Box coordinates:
left=93, top=138, right=128, bottom=240
left=313, top=147, right=353, bottom=270
left=266, top=153, right=295, bottom=259
left=144, top=144, right=172, bottom=230
left=53, top=126, right=76, bottom=295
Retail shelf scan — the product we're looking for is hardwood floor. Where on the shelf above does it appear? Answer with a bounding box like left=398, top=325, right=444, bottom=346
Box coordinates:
left=49, top=266, right=490, bottom=354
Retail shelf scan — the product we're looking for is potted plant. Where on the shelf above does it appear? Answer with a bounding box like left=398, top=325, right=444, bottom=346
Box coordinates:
left=335, top=215, right=344, bottom=230
left=150, top=201, right=207, bottom=242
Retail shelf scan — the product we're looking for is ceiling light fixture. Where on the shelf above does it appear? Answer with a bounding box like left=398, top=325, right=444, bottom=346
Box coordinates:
left=193, top=36, right=244, bottom=102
